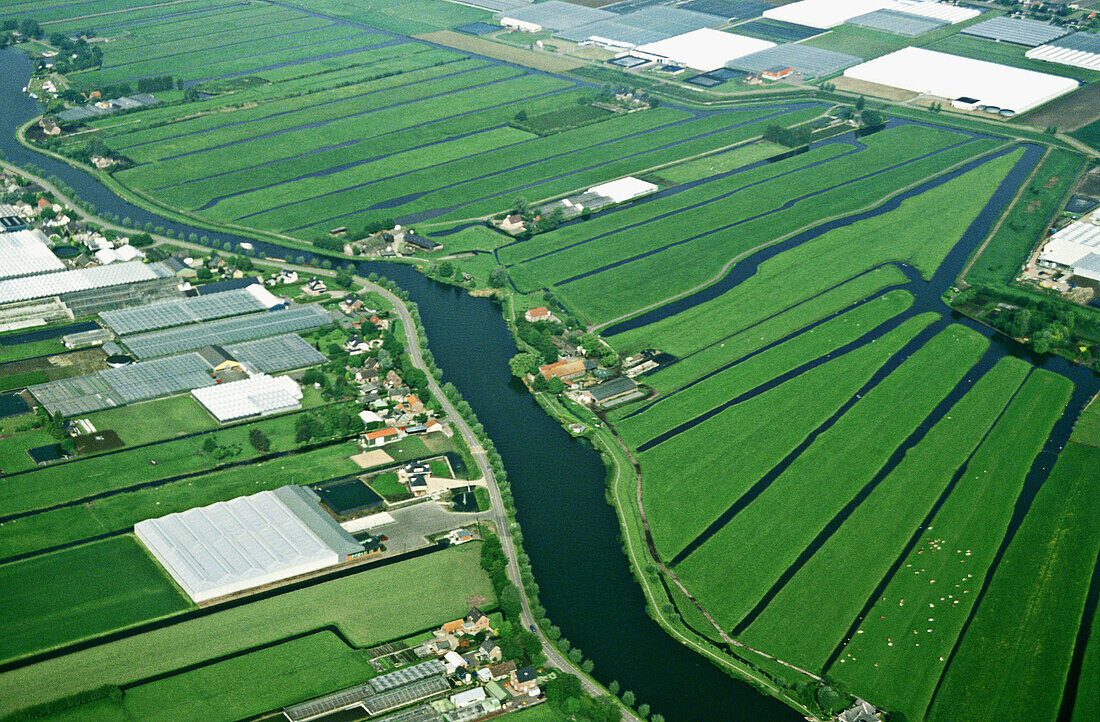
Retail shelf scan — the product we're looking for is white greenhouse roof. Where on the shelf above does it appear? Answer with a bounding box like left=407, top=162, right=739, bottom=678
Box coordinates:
left=0, top=230, right=65, bottom=280
left=588, top=176, right=659, bottom=203
left=0, top=260, right=159, bottom=304
left=1026, top=36, right=1100, bottom=72
left=633, top=28, right=775, bottom=70
left=135, top=486, right=358, bottom=603
left=1039, top=222, right=1100, bottom=267
left=191, top=373, right=302, bottom=422
left=764, top=0, right=976, bottom=29
left=843, top=47, right=1078, bottom=113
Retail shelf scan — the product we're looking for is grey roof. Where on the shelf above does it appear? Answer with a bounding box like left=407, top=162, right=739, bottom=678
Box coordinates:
left=1073, top=252, right=1100, bottom=281
left=224, top=333, right=328, bottom=373
left=122, top=304, right=332, bottom=359
left=273, top=486, right=363, bottom=559
left=110, top=96, right=144, bottom=110
left=57, top=106, right=97, bottom=123
left=588, top=376, right=638, bottom=401
left=564, top=5, right=719, bottom=45
left=729, top=43, right=861, bottom=77
left=100, top=287, right=271, bottom=335
left=961, top=16, right=1069, bottom=47
left=1047, top=31, right=1100, bottom=53
left=498, top=1, right=615, bottom=30
left=847, top=9, right=947, bottom=37
left=679, top=0, right=770, bottom=20
left=29, top=351, right=216, bottom=416
left=559, top=18, right=673, bottom=46
left=129, top=93, right=158, bottom=105
left=464, top=0, right=528, bottom=11
left=0, top=260, right=161, bottom=305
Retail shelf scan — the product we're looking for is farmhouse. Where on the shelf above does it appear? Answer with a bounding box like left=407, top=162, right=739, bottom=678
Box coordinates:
left=365, top=426, right=400, bottom=447
left=524, top=306, right=552, bottom=322
left=540, top=359, right=586, bottom=381
left=135, top=485, right=365, bottom=603
left=762, top=66, right=793, bottom=81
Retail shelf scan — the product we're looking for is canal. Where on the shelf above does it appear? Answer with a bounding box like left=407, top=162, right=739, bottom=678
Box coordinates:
left=0, top=47, right=800, bottom=720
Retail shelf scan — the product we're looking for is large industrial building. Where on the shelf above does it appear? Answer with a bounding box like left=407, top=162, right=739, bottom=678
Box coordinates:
left=632, top=28, right=775, bottom=71
left=763, top=0, right=978, bottom=29
left=135, top=485, right=365, bottom=603
left=1037, top=221, right=1100, bottom=284
left=0, top=230, right=66, bottom=280
left=100, top=285, right=286, bottom=335
left=0, top=260, right=179, bottom=316
left=843, top=47, right=1078, bottom=115
left=191, top=373, right=304, bottom=423
left=1026, top=32, right=1100, bottom=73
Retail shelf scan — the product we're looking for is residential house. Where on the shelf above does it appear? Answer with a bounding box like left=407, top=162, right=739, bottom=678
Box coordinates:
left=478, top=638, right=502, bottom=663
left=510, top=667, right=539, bottom=694
left=443, top=650, right=466, bottom=674
left=302, top=278, right=328, bottom=296
left=340, top=293, right=363, bottom=314
left=397, top=393, right=425, bottom=415
left=280, top=268, right=299, bottom=284
left=370, top=314, right=390, bottom=331
left=501, top=214, right=526, bottom=234
left=345, top=335, right=371, bottom=355
left=450, top=687, right=487, bottom=708
left=39, top=117, right=60, bottom=136
left=364, top=427, right=400, bottom=447
left=384, top=370, right=403, bottom=388
left=524, top=306, right=552, bottom=323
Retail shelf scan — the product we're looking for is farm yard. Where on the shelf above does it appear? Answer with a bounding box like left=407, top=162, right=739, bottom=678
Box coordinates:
left=3, top=0, right=1100, bottom=720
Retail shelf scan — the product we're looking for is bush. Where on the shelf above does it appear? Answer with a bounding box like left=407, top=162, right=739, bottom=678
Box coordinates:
left=248, top=428, right=270, bottom=453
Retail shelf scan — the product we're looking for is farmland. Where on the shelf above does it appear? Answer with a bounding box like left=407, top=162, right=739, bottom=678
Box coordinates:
left=0, top=543, right=493, bottom=717
left=0, top=535, right=192, bottom=664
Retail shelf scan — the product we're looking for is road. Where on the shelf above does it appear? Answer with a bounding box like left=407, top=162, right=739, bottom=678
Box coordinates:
left=0, top=161, right=630, bottom=715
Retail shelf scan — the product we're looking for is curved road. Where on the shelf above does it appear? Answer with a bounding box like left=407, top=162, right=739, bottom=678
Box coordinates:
left=0, top=161, right=633, bottom=717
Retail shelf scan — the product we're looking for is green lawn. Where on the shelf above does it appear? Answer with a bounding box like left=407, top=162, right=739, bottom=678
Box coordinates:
left=0, top=535, right=192, bottom=665
left=927, top=441, right=1100, bottom=722
left=84, top=395, right=217, bottom=445
left=740, top=357, right=1031, bottom=670
left=654, top=140, right=787, bottom=184
left=1072, top=118, right=1100, bottom=152
left=1072, top=601, right=1100, bottom=722
left=829, top=370, right=1073, bottom=721
left=0, top=543, right=493, bottom=716
left=639, top=313, right=936, bottom=561
left=1072, top=394, right=1100, bottom=446
left=676, top=324, right=989, bottom=630
left=929, top=33, right=1100, bottom=84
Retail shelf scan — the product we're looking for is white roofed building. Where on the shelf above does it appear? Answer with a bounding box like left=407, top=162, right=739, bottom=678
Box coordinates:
left=1038, top=222, right=1100, bottom=283
left=632, top=29, right=775, bottom=71
left=134, top=485, right=365, bottom=603
left=191, top=374, right=303, bottom=422
left=763, top=0, right=978, bottom=29
left=0, top=229, right=65, bottom=280
left=588, top=177, right=659, bottom=204
left=843, top=47, right=1078, bottom=114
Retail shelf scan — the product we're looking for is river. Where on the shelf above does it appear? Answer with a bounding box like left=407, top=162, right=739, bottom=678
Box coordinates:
left=2, top=43, right=1096, bottom=721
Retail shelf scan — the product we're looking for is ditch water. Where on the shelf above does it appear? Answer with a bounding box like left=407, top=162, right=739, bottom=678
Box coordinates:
left=1, top=38, right=1096, bottom=720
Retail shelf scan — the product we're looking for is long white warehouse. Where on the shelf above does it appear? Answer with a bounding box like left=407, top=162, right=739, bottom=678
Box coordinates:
left=843, top=47, right=1078, bottom=114
left=135, top=486, right=365, bottom=603
left=763, top=0, right=979, bottom=28
left=632, top=28, right=775, bottom=71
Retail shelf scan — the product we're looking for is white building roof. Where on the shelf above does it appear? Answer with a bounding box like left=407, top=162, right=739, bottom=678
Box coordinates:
left=843, top=47, right=1078, bottom=113
left=1039, top=221, right=1100, bottom=267
left=191, top=373, right=302, bottom=422
left=340, top=511, right=396, bottom=533
left=134, top=486, right=345, bottom=603
left=451, top=687, right=488, bottom=708
left=244, top=283, right=285, bottom=309
left=764, top=0, right=977, bottom=29
left=588, top=176, right=660, bottom=203
left=114, top=244, right=145, bottom=262
left=633, top=28, right=775, bottom=71
left=1026, top=43, right=1100, bottom=72
left=0, top=229, right=65, bottom=280
left=0, top=260, right=159, bottom=304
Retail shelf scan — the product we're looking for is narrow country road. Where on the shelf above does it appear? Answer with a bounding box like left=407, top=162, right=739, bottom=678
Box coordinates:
left=0, top=161, right=633, bottom=717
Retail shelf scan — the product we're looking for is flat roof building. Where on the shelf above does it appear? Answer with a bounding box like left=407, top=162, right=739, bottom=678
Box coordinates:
left=135, top=485, right=364, bottom=603
left=0, top=230, right=65, bottom=280
left=843, top=47, right=1078, bottom=114
left=633, top=28, right=775, bottom=71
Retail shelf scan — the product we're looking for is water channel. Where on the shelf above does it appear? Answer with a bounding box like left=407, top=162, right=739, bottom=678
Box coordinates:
left=1, top=42, right=1096, bottom=721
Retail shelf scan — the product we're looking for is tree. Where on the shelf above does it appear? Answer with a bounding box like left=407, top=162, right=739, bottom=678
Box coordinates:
left=488, top=266, right=509, bottom=288
left=608, top=680, right=620, bottom=696
left=621, top=690, right=636, bottom=707
left=860, top=109, right=885, bottom=128
left=638, top=703, right=650, bottom=718
left=334, top=270, right=353, bottom=288
left=202, top=437, right=217, bottom=454
left=581, top=659, right=595, bottom=673
left=248, top=428, right=270, bottom=453
left=196, top=267, right=212, bottom=280
left=438, top=260, right=454, bottom=278
left=546, top=377, right=566, bottom=394
left=855, top=95, right=865, bottom=111
left=509, top=352, right=540, bottom=378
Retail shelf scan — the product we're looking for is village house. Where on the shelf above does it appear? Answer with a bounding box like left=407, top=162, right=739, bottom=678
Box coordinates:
left=510, top=667, right=539, bottom=694
left=364, top=427, right=400, bottom=447
left=501, top=213, right=526, bottom=234
left=339, top=293, right=363, bottom=314
left=524, top=306, right=553, bottom=323
left=477, top=638, right=502, bottom=664
left=345, top=335, right=371, bottom=355
left=279, top=268, right=299, bottom=284
left=302, top=277, right=328, bottom=296
left=370, top=314, right=390, bottom=331
left=489, top=660, right=516, bottom=681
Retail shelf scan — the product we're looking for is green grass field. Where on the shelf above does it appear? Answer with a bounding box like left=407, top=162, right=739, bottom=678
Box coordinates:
left=654, top=140, right=787, bottom=184
left=1072, top=603, right=1100, bottom=722
left=0, top=543, right=493, bottom=716
left=84, top=394, right=218, bottom=445
left=739, top=357, right=1031, bottom=669
left=964, top=149, right=1085, bottom=286
left=675, top=324, right=989, bottom=630
left=0, top=535, right=192, bottom=665
left=829, top=370, right=1072, bottom=721
left=926, top=441, right=1100, bottom=722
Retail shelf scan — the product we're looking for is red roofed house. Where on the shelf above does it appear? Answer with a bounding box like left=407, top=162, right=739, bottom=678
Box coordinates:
left=365, top=427, right=400, bottom=447
left=524, top=306, right=552, bottom=323
left=539, top=359, right=585, bottom=381
left=762, top=66, right=793, bottom=81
